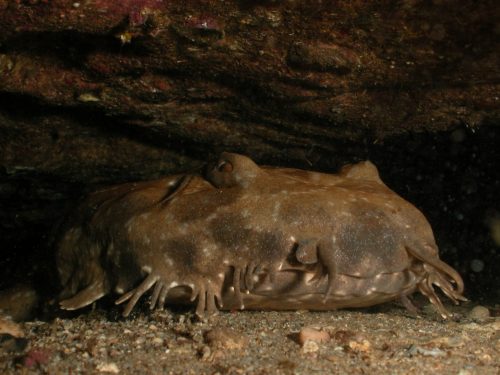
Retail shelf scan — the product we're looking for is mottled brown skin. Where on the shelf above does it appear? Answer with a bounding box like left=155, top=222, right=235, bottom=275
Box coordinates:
left=113, top=178, right=297, bottom=316
left=57, top=153, right=466, bottom=319
left=56, top=174, right=200, bottom=310
left=206, top=153, right=465, bottom=317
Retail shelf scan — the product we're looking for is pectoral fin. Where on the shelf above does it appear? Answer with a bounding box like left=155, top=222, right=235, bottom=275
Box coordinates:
left=59, top=281, right=106, bottom=310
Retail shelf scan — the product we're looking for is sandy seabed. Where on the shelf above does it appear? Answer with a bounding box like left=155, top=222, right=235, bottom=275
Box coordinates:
left=1, top=299, right=499, bottom=374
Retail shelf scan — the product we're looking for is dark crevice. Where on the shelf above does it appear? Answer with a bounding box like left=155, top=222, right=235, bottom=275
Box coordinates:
left=0, top=92, right=213, bottom=159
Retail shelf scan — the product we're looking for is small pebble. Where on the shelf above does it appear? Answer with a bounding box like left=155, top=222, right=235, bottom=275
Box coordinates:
left=204, top=328, right=248, bottom=350
left=96, top=362, right=119, bottom=373
left=348, top=339, right=371, bottom=353
left=302, top=340, right=319, bottom=353
left=298, top=327, right=330, bottom=345
left=152, top=337, right=163, bottom=346
left=468, top=306, right=490, bottom=321
left=407, top=345, right=446, bottom=357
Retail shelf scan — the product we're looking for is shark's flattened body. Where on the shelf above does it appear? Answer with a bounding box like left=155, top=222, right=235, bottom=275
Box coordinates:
left=56, top=153, right=466, bottom=318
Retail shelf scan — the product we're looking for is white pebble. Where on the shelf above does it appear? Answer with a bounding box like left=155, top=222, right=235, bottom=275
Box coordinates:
left=96, top=362, right=119, bottom=373
left=302, top=340, right=319, bottom=353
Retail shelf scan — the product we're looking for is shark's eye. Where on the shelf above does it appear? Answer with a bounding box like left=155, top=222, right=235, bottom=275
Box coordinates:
left=217, top=160, right=233, bottom=173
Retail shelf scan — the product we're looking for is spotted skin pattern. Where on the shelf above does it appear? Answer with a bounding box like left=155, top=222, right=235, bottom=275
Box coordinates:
left=56, top=153, right=466, bottom=318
